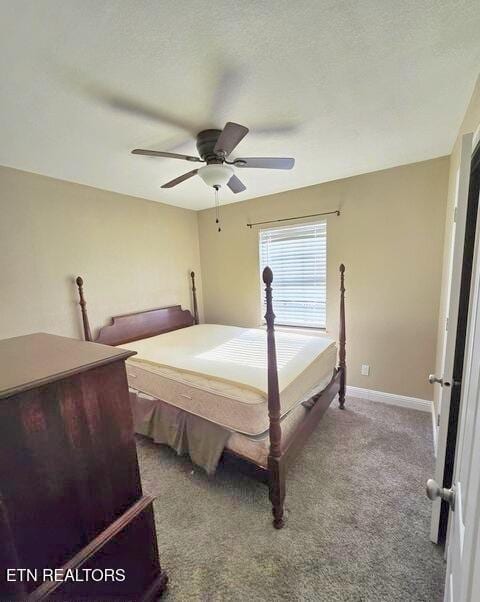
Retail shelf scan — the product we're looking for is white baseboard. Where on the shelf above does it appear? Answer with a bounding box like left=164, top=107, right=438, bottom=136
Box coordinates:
left=346, top=385, right=432, bottom=413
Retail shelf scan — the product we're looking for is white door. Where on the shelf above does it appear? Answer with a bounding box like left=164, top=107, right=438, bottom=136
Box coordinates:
left=442, top=185, right=480, bottom=602
left=430, top=133, right=473, bottom=543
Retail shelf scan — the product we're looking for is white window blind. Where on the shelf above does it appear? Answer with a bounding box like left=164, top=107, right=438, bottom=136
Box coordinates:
left=259, top=221, right=327, bottom=328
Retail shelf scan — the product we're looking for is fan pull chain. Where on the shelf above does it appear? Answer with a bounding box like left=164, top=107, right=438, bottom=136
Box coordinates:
left=214, top=185, right=221, bottom=232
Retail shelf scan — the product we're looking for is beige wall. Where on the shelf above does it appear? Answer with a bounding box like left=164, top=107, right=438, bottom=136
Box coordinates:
left=198, top=157, right=449, bottom=400
left=0, top=165, right=202, bottom=341
left=434, top=75, right=480, bottom=416
left=0, top=153, right=451, bottom=401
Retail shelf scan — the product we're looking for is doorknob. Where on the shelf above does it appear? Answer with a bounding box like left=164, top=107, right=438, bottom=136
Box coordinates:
left=428, top=374, right=450, bottom=387
left=426, top=479, right=455, bottom=510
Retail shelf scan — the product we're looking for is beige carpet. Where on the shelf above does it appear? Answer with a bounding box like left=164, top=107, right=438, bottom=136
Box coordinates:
left=136, top=397, right=445, bottom=601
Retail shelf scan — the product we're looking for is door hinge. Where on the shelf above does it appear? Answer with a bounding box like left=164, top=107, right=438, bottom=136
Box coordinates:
left=446, top=317, right=449, bottom=331
left=437, top=414, right=440, bottom=427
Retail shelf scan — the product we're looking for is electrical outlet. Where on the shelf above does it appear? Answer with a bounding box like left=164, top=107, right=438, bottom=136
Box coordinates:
left=361, top=364, right=370, bottom=376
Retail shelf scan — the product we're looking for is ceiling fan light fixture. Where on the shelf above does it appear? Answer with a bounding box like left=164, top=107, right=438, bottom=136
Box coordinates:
left=197, top=164, right=233, bottom=188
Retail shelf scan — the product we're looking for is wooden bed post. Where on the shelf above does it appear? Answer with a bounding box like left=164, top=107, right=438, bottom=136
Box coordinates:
left=190, top=271, right=199, bottom=325
left=338, top=264, right=346, bottom=409
left=75, top=276, right=93, bottom=342
left=263, top=267, right=286, bottom=529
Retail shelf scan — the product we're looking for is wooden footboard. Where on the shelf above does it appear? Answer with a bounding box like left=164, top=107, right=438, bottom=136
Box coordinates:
left=262, top=264, right=346, bottom=529
left=281, top=369, right=341, bottom=467
left=221, top=368, right=342, bottom=525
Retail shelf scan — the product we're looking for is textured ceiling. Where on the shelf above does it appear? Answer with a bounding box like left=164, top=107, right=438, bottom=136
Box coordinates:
left=1, top=1, right=480, bottom=210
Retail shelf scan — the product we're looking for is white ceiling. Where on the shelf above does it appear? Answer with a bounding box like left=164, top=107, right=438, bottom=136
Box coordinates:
left=1, top=1, right=480, bottom=210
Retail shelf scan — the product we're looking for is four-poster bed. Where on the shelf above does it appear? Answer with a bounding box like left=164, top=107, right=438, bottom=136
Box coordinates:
left=74, top=265, right=346, bottom=528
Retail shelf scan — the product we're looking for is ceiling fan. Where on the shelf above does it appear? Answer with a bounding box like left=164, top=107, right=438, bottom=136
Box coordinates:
left=131, top=122, right=295, bottom=194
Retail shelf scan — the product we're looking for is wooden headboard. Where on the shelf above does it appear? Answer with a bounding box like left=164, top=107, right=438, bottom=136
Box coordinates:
left=75, top=273, right=199, bottom=346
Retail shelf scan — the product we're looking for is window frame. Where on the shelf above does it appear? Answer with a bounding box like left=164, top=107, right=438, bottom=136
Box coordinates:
left=258, top=219, right=327, bottom=330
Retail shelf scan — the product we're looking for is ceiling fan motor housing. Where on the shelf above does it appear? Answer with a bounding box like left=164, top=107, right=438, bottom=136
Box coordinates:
left=196, top=129, right=223, bottom=163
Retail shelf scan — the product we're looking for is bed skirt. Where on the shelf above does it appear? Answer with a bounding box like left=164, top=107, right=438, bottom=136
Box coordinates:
left=130, top=389, right=230, bottom=475
left=129, top=388, right=320, bottom=474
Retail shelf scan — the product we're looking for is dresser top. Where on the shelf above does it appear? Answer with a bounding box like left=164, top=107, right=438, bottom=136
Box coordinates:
left=0, top=333, right=135, bottom=399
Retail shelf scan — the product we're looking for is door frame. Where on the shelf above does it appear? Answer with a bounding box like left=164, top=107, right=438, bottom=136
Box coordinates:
left=435, top=135, right=480, bottom=543
left=444, top=143, right=480, bottom=600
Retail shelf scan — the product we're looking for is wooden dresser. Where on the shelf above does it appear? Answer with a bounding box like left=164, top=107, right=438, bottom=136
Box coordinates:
left=0, top=333, right=167, bottom=601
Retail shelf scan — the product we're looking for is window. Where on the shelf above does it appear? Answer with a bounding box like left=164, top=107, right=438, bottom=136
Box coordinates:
left=259, top=221, right=327, bottom=328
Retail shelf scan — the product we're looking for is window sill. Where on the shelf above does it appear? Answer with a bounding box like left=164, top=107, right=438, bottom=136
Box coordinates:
left=262, top=324, right=330, bottom=337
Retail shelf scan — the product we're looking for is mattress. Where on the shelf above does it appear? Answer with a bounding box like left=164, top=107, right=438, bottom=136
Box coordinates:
left=122, top=324, right=337, bottom=436
left=226, top=403, right=309, bottom=468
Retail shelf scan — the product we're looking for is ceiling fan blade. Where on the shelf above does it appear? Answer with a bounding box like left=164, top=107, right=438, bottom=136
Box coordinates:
left=210, top=66, right=244, bottom=121
left=234, top=157, right=295, bottom=170
left=214, top=122, right=249, bottom=156
left=161, top=169, right=198, bottom=188
left=132, top=149, right=202, bottom=163
left=250, top=122, right=299, bottom=135
left=227, top=174, right=246, bottom=194
left=107, top=95, right=199, bottom=135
